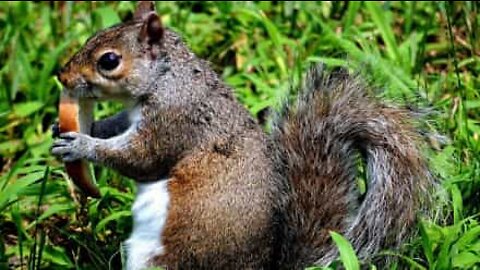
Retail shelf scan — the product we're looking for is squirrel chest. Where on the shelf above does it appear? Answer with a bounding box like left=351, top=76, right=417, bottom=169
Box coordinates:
left=126, top=181, right=170, bottom=270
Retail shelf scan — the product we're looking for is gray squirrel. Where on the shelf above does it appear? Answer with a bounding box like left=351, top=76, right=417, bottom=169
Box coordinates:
left=52, top=1, right=436, bottom=269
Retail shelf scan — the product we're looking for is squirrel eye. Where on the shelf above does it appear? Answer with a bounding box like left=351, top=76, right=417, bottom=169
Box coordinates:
left=98, top=52, right=121, bottom=71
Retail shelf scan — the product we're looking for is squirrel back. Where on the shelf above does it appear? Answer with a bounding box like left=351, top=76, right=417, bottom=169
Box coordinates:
left=273, top=66, right=435, bottom=267
left=54, top=2, right=437, bottom=269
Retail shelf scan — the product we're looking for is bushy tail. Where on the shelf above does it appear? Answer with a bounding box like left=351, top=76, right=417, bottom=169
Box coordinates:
left=272, top=66, right=435, bottom=268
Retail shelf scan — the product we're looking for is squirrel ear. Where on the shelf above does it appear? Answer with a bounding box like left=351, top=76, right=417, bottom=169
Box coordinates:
left=139, top=12, right=164, bottom=44
left=133, top=1, right=156, bottom=21
left=134, top=1, right=163, bottom=44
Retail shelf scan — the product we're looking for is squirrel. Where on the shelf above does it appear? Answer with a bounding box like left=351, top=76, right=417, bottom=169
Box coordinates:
left=52, top=1, right=436, bottom=270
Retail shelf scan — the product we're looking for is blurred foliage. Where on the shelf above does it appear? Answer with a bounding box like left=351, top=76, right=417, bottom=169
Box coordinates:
left=0, top=1, right=479, bottom=269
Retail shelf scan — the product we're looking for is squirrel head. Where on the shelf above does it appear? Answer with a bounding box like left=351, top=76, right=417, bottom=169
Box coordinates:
left=57, top=1, right=178, bottom=103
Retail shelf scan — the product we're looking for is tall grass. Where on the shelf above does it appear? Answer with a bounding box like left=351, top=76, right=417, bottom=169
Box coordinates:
left=0, top=1, right=479, bottom=269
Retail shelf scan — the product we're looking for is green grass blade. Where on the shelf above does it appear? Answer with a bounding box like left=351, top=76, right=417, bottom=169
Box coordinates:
left=450, top=184, right=464, bottom=224
left=330, top=231, right=360, bottom=270
left=95, top=210, right=131, bottom=233
left=364, top=2, right=402, bottom=65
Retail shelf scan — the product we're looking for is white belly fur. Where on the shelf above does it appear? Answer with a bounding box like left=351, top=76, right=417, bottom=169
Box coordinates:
left=125, top=180, right=170, bottom=270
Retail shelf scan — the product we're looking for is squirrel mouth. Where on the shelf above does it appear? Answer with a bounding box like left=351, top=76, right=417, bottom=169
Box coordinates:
left=66, top=83, right=101, bottom=100
left=58, top=93, right=101, bottom=198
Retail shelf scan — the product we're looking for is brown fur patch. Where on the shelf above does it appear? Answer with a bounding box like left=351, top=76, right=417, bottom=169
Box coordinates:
left=153, top=134, right=281, bottom=269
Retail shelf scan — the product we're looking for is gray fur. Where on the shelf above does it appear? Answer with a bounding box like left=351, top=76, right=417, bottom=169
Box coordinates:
left=53, top=6, right=436, bottom=268
left=272, top=66, right=435, bottom=267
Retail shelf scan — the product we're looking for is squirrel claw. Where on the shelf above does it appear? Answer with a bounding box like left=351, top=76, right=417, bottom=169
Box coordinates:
left=52, top=121, right=60, bottom=138
left=59, top=132, right=79, bottom=141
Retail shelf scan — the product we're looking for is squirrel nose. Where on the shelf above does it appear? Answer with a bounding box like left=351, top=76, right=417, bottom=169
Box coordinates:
left=57, top=67, right=78, bottom=89
left=57, top=67, right=68, bottom=86
left=55, top=66, right=65, bottom=77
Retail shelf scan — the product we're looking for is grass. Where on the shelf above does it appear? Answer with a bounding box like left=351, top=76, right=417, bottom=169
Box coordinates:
left=0, top=1, right=479, bottom=269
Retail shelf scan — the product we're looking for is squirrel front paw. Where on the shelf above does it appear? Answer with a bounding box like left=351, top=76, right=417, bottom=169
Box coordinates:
left=52, top=132, right=95, bottom=162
